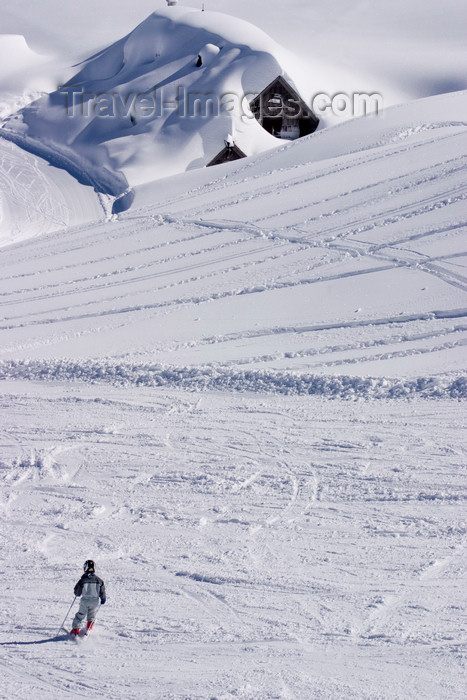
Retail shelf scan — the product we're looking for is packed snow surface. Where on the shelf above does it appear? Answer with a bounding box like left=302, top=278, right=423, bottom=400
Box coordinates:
left=0, top=382, right=465, bottom=698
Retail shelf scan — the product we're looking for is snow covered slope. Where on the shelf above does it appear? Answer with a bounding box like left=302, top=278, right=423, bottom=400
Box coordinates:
left=0, top=90, right=465, bottom=392
left=0, top=381, right=465, bottom=698
left=3, top=1, right=466, bottom=106
left=1, top=1, right=466, bottom=225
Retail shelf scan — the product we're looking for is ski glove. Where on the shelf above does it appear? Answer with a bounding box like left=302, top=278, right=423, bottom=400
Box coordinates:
left=100, top=598, right=106, bottom=605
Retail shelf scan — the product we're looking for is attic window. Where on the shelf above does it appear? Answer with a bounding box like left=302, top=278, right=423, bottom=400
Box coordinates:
left=249, top=75, right=319, bottom=140
left=207, top=140, right=246, bottom=167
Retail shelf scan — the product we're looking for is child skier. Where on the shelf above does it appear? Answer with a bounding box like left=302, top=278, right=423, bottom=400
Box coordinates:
left=70, top=559, right=106, bottom=636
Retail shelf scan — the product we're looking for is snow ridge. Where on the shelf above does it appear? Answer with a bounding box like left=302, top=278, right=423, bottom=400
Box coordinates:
left=1, top=359, right=465, bottom=399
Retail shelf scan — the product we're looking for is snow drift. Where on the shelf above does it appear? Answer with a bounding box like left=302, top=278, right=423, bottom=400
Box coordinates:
left=1, top=7, right=315, bottom=210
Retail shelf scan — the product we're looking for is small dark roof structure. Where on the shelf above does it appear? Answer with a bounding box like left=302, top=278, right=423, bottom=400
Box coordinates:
left=207, top=140, right=247, bottom=167
left=249, top=75, right=319, bottom=140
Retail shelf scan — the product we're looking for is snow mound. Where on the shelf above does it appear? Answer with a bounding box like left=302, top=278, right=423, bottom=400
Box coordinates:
left=1, top=8, right=313, bottom=209
left=0, top=138, right=106, bottom=245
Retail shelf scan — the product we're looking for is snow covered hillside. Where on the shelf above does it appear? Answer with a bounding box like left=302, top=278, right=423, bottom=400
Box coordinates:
left=1, top=86, right=466, bottom=697
left=1, top=90, right=466, bottom=392
left=0, top=2, right=466, bottom=699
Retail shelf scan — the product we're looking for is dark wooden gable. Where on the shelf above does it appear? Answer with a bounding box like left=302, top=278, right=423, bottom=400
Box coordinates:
left=207, top=142, right=247, bottom=167
left=249, top=75, right=319, bottom=139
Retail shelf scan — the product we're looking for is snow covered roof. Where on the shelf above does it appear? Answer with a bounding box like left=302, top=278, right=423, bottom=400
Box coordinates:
left=1, top=8, right=317, bottom=207
left=206, top=140, right=247, bottom=167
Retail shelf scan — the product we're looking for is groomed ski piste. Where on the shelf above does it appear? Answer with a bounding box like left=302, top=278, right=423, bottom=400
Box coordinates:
left=1, top=1, right=466, bottom=698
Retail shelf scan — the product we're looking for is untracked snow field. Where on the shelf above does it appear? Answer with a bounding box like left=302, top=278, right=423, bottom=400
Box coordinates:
left=0, top=380, right=465, bottom=699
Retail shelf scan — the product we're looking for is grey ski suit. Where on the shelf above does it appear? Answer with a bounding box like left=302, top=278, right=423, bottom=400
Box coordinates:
left=71, top=572, right=106, bottom=630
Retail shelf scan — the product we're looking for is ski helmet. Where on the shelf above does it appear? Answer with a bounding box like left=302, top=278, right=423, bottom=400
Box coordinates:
left=83, top=559, right=95, bottom=573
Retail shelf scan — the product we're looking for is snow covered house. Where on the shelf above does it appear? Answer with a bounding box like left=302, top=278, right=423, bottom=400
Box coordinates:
left=2, top=8, right=322, bottom=205
left=250, top=75, right=319, bottom=140
left=207, top=139, right=247, bottom=167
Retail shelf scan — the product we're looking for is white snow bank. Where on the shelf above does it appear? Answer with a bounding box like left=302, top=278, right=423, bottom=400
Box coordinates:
left=4, top=1, right=466, bottom=106
left=0, top=138, right=106, bottom=244
left=134, top=88, right=467, bottom=211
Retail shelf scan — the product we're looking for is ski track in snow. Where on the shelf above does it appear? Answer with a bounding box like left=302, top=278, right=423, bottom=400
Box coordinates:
left=0, top=138, right=108, bottom=244
left=0, top=139, right=68, bottom=236
left=0, top=382, right=465, bottom=698
left=0, top=111, right=465, bottom=387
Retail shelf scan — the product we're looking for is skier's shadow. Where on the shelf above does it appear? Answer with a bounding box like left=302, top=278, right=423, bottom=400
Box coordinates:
left=0, top=633, right=70, bottom=645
